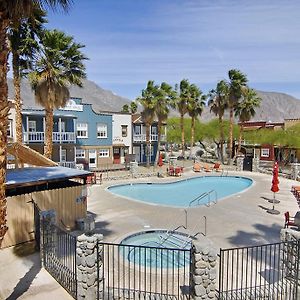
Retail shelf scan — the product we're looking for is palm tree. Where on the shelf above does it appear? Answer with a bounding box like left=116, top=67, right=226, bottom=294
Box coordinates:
left=154, top=82, right=176, bottom=164
left=187, top=84, right=206, bottom=158
left=29, top=29, right=87, bottom=159
left=121, top=104, right=129, bottom=113
left=130, top=101, right=137, bottom=114
left=136, top=80, right=158, bottom=167
left=0, top=0, right=71, bottom=248
left=176, top=79, right=191, bottom=158
left=208, top=80, right=229, bottom=163
left=9, top=7, right=47, bottom=144
left=227, top=69, right=248, bottom=164
left=235, top=88, right=261, bottom=153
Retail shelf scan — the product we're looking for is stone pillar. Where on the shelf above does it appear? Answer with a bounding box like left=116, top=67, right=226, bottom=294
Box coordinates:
left=252, top=157, right=260, bottom=172
left=236, top=156, right=244, bottom=171
left=290, top=163, right=300, bottom=180
left=191, top=237, right=218, bottom=300
left=76, top=233, right=103, bottom=300
left=40, top=209, right=56, bottom=268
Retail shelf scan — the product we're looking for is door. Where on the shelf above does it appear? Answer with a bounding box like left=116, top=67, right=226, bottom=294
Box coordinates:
left=89, top=150, right=97, bottom=169
left=243, top=156, right=253, bottom=171
left=113, top=148, right=121, bottom=164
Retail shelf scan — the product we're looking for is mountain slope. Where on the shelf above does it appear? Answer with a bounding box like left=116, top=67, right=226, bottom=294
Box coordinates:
left=7, top=78, right=131, bottom=112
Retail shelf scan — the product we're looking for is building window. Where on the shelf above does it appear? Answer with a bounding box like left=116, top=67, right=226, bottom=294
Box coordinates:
left=76, top=148, right=85, bottom=158
left=99, top=149, right=109, bottom=157
left=28, top=120, right=36, bottom=132
left=77, top=122, right=88, bottom=138
left=121, top=125, right=128, bottom=137
left=261, top=148, right=270, bottom=157
left=7, top=119, right=13, bottom=137
left=61, top=149, right=67, bottom=162
left=97, top=123, right=107, bottom=138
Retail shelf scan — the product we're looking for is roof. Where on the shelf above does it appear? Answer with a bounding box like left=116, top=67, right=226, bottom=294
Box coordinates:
left=6, top=166, right=92, bottom=189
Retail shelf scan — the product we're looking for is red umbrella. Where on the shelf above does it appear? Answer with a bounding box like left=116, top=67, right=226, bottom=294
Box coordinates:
left=158, top=153, right=163, bottom=167
left=268, top=161, right=280, bottom=214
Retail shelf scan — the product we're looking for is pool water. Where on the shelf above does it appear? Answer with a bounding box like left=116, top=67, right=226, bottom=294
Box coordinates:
left=120, top=230, right=191, bottom=268
left=108, top=176, right=252, bottom=207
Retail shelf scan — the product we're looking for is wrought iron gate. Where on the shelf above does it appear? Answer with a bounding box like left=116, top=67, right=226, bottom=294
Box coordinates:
left=99, top=242, right=192, bottom=299
left=41, top=217, right=77, bottom=298
left=218, top=241, right=300, bottom=299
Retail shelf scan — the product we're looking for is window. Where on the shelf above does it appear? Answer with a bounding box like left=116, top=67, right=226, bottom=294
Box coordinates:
left=61, top=149, right=67, bottom=162
left=261, top=148, right=270, bottom=158
left=28, top=120, right=36, bottom=132
left=77, top=122, right=88, bottom=138
left=121, top=125, right=128, bottom=137
left=99, top=149, right=109, bottom=157
left=60, top=121, right=66, bottom=132
left=7, top=119, right=13, bottom=137
left=76, top=148, right=85, bottom=158
left=97, top=123, right=107, bottom=138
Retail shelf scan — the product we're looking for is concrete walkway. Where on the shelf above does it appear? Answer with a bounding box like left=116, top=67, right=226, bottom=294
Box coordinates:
left=0, top=169, right=299, bottom=299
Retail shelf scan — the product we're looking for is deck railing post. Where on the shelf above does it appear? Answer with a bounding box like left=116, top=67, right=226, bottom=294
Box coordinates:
left=76, top=233, right=103, bottom=300
left=191, top=236, right=218, bottom=299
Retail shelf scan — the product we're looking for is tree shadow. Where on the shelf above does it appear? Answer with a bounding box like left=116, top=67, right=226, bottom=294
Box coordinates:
left=227, top=223, right=283, bottom=247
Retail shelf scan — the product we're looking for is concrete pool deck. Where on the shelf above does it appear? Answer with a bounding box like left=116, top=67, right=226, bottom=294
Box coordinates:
left=88, top=169, right=300, bottom=249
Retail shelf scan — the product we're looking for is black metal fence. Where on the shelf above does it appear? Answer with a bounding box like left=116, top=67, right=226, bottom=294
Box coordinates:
left=99, top=242, right=192, bottom=299
left=41, top=218, right=77, bottom=299
left=218, top=241, right=300, bottom=300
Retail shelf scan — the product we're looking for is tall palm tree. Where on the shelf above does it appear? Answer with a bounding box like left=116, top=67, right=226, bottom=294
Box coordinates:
left=227, top=69, right=248, bottom=164
left=176, top=79, right=191, bottom=158
left=235, top=88, right=261, bottom=153
left=187, top=84, right=206, bottom=158
left=130, top=101, right=137, bottom=114
left=136, top=80, right=158, bottom=167
left=208, top=80, right=229, bottom=163
left=0, top=0, right=71, bottom=248
left=154, top=82, right=176, bottom=164
left=9, top=7, right=47, bottom=144
left=29, top=29, right=87, bottom=159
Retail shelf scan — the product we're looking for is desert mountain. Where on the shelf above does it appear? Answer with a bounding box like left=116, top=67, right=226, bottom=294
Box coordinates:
left=7, top=78, right=131, bottom=112
left=8, top=78, right=300, bottom=122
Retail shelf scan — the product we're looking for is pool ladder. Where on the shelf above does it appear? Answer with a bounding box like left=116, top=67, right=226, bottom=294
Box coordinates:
left=189, top=190, right=218, bottom=207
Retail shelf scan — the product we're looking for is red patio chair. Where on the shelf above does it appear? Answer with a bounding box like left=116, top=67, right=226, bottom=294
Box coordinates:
left=284, top=211, right=296, bottom=228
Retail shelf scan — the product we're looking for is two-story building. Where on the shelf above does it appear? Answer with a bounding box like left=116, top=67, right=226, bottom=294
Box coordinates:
left=132, top=114, right=166, bottom=164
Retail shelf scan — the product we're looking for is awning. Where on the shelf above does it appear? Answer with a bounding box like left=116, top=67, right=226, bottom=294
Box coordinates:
left=113, top=144, right=127, bottom=147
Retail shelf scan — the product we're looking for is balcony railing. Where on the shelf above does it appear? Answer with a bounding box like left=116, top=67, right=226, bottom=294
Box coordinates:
left=133, top=134, right=166, bottom=143
left=23, top=131, right=76, bottom=143
left=59, top=161, right=76, bottom=169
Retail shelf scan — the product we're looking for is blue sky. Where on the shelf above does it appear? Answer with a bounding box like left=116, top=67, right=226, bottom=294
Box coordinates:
left=47, top=0, right=300, bottom=100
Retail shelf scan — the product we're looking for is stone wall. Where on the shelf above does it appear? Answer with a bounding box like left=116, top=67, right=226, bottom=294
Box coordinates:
left=76, top=233, right=103, bottom=300
left=191, top=236, right=218, bottom=300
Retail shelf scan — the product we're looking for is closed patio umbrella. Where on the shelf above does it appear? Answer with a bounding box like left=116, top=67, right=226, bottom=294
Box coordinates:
left=267, top=161, right=280, bottom=214
left=158, top=153, right=163, bottom=167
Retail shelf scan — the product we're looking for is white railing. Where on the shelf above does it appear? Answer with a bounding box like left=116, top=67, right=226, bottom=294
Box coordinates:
left=59, top=161, right=76, bottom=169
left=133, top=134, right=165, bottom=142
left=23, top=131, right=76, bottom=143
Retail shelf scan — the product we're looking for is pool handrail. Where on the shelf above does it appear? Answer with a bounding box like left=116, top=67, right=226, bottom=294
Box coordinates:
left=189, top=189, right=218, bottom=207
left=189, top=192, right=208, bottom=207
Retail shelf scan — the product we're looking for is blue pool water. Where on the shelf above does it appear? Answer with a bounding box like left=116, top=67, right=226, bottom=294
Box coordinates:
left=120, top=230, right=191, bottom=268
left=108, top=176, right=252, bottom=207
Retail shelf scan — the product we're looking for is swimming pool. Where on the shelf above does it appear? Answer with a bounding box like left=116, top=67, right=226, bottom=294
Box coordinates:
left=120, top=230, right=191, bottom=268
left=107, top=176, right=252, bottom=207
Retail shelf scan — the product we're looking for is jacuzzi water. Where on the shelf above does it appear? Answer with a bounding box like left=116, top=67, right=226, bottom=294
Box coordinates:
left=108, top=176, right=252, bottom=207
left=120, top=230, right=191, bottom=268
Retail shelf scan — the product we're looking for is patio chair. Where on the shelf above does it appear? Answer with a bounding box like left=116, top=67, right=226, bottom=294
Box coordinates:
left=203, top=164, right=212, bottom=172
left=213, top=163, right=222, bottom=172
left=193, top=163, right=201, bottom=172
left=168, top=166, right=175, bottom=176
left=284, top=211, right=296, bottom=228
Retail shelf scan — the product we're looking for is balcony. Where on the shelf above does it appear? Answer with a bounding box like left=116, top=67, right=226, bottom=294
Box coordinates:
left=133, top=134, right=166, bottom=143
left=23, top=131, right=76, bottom=143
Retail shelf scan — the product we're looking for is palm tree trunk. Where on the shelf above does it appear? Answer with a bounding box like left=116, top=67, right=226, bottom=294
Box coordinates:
left=228, top=107, right=234, bottom=165
left=219, top=115, right=224, bottom=163
left=180, top=113, right=185, bottom=157
left=237, top=123, right=244, bottom=154
left=190, top=117, right=195, bottom=158
left=145, top=123, right=150, bottom=168
left=12, top=52, right=23, bottom=144
left=155, top=121, right=162, bottom=167
left=44, top=107, right=54, bottom=159
left=0, top=18, right=10, bottom=247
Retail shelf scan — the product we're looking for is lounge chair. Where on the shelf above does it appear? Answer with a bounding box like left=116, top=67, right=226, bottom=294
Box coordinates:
left=213, top=163, right=222, bottom=172
left=168, top=166, right=175, bottom=176
left=284, top=211, right=296, bottom=228
left=203, top=164, right=212, bottom=172
left=193, top=163, right=201, bottom=172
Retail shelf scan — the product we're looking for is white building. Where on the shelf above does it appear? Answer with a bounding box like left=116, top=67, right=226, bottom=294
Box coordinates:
left=111, top=112, right=132, bottom=164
